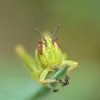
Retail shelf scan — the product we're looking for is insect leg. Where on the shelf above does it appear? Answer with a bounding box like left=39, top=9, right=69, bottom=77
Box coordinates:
left=61, top=60, right=78, bottom=86
left=62, top=73, right=70, bottom=86
left=62, top=60, right=78, bottom=73
left=39, top=68, right=62, bottom=84
left=44, top=84, right=59, bottom=92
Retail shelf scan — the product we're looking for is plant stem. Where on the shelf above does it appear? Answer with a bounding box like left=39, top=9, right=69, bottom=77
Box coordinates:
left=28, top=66, right=68, bottom=100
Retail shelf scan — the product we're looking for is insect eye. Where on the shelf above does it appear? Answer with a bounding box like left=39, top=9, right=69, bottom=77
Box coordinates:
left=53, top=37, right=60, bottom=48
left=37, top=40, right=43, bottom=54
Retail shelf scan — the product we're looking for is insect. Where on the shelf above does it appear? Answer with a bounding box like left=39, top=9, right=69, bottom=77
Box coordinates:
left=15, top=24, right=78, bottom=92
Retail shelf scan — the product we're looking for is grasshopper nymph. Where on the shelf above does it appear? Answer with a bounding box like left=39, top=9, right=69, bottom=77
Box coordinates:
left=15, top=24, right=78, bottom=92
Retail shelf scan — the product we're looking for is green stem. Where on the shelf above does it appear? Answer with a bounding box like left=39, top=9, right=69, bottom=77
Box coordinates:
left=28, top=66, right=68, bottom=100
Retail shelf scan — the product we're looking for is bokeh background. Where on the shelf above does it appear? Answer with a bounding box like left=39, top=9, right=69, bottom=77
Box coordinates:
left=0, top=0, right=100, bottom=100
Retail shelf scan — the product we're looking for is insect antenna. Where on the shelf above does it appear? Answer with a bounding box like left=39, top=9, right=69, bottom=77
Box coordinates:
left=52, top=24, right=60, bottom=44
left=36, top=28, right=47, bottom=47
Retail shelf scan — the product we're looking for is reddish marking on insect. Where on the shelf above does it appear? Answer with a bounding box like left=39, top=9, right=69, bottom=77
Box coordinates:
left=53, top=37, right=60, bottom=48
left=49, top=36, right=60, bottom=48
left=38, top=40, right=44, bottom=54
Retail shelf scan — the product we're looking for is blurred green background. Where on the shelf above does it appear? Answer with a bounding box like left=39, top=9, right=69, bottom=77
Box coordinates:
left=0, top=0, right=100, bottom=100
